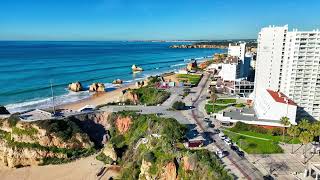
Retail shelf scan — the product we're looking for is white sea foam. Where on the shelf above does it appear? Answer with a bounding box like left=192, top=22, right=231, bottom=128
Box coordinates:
left=5, top=90, right=92, bottom=113
left=170, top=63, right=186, bottom=67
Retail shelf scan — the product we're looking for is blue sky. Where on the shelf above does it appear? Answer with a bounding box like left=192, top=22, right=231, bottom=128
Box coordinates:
left=1, top=0, right=320, bottom=40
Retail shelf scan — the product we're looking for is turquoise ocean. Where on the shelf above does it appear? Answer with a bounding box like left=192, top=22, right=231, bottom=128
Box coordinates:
left=0, top=41, right=226, bottom=112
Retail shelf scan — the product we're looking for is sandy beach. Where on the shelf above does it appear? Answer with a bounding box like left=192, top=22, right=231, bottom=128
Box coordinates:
left=0, top=155, right=119, bottom=180
left=58, top=83, right=137, bottom=111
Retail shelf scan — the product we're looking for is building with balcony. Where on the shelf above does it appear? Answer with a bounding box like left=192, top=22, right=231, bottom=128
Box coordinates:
left=254, top=25, right=320, bottom=120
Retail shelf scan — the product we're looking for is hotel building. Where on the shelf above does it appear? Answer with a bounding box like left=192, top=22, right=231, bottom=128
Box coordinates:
left=254, top=25, right=320, bottom=120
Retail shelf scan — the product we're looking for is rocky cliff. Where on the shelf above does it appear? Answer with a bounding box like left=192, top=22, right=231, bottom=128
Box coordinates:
left=0, top=115, right=97, bottom=168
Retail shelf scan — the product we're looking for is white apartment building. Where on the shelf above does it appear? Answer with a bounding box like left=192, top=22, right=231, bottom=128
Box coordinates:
left=254, top=25, right=320, bottom=120
left=228, top=42, right=246, bottom=60
left=228, top=42, right=252, bottom=79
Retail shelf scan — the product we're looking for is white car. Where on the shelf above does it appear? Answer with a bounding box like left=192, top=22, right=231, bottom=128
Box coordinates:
left=224, top=139, right=232, bottom=146
left=216, top=149, right=227, bottom=158
left=218, top=133, right=224, bottom=138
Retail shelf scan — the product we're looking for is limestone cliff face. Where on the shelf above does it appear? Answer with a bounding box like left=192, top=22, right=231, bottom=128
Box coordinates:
left=160, top=161, right=177, bottom=180
left=103, top=143, right=117, bottom=161
left=115, top=116, right=132, bottom=134
left=0, top=139, right=66, bottom=168
left=121, top=90, right=139, bottom=105
left=0, top=118, right=94, bottom=168
left=139, top=159, right=153, bottom=180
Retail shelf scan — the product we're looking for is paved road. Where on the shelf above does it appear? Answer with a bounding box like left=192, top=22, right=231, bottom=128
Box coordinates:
left=184, top=72, right=264, bottom=180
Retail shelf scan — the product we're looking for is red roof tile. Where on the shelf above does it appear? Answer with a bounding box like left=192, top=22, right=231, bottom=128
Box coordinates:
left=266, top=89, right=296, bottom=106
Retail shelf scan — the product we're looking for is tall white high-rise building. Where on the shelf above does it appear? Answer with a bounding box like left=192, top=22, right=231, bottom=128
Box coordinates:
left=228, top=42, right=246, bottom=60
left=254, top=25, right=320, bottom=120
left=228, top=42, right=251, bottom=79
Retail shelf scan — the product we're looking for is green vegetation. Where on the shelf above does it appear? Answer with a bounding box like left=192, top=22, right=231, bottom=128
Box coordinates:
left=182, top=88, right=191, bottom=97
left=131, top=87, right=170, bottom=106
left=223, top=130, right=283, bottom=154
left=215, top=98, right=236, bottom=104
left=107, top=111, right=231, bottom=179
left=172, top=101, right=186, bottom=110
left=177, top=74, right=202, bottom=85
left=205, top=104, right=228, bottom=113
left=96, top=152, right=114, bottom=164
left=147, top=76, right=162, bottom=86
left=235, top=103, right=246, bottom=108
left=35, top=119, right=82, bottom=141
left=41, top=157, right=71, bottom=165
left=12, top=127, right=38, bottom=136
left=229, top=122, right=300, bottom=143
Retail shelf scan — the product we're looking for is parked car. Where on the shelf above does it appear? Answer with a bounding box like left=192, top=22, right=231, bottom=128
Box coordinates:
left=216, top=149, right=228, bottom=158
left=236, top=150, right=245, bottom=158
left=230, top=145, right=238, bottom=151
left=224, top=139, right=232, bottom=146
left=218, top=132, right=224, bottom=138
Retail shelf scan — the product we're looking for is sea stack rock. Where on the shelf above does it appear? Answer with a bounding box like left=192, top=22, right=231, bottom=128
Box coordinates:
left=0, top=106, right=10, bottom=114
left=112, top=79, right=123, bottom=84
left=89, top=83, right=105, bottom=92
left=68, top=82, right=83, bottom=92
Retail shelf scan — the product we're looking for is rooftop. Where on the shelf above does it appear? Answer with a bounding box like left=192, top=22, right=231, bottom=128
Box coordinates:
left=266, top=89, right=296, bottom=106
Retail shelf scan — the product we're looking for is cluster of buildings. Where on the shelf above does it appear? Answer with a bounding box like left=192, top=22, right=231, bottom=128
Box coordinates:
left=212, top=25, right=320, bottom=126
left=207, top=42, right=255, bottom=98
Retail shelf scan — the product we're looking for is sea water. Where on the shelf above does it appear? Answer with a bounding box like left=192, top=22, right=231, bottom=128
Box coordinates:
left=0, top=41, right=226, bottom=112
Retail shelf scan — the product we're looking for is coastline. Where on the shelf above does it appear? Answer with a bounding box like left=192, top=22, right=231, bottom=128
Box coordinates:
left=57, top=83, right=137, bottom=111
left=5, top=56, right=215, bottom=113
left=58, top=58, right=212, bottom=111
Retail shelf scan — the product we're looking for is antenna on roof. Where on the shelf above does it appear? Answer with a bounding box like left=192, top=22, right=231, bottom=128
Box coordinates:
left=50, top=79, right=56, bottom=115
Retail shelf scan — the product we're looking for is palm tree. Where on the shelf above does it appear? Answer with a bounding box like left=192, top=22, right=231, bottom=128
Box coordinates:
left=280, top=117, right=290, bottom=142
left=298, top=118, right=310, bottom=131
left=299, top=131, right=313, bottom=164
left=287, top=125, right=300, bottom=153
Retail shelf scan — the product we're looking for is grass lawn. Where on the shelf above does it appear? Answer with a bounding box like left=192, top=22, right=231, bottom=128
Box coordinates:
left=223, top=131, right=284, bottom=154
left=228, top=130, right=300, bottom=144
left=177, top=74, right=202, bottom=85
left=215, top=99, right=236, bottom=104
left=205, top=104, right=228, bottom=113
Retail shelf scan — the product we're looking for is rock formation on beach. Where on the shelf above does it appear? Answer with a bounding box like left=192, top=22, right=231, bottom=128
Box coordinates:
left=132, top=64, right=143, bottom=72
left=89, top=83, right=105, bottom=92
left=0, top=106, right=10, bottom=114
left=112, top=79, right=123, bottom=84
left=68, top=82, right=83, bottom=92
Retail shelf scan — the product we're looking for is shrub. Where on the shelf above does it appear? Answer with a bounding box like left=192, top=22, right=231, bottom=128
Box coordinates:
left=8, top=115, right=20, bottom=127
left=172, top=101, right=186, bottom=110
left=96, top=152, right=114, bottom=164
left=132, top=87, right=170, bottom=106
left=144, top=152, right=156, bottom=163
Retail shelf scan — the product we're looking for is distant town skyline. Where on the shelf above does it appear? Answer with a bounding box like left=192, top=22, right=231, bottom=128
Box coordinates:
left=1, top=0, right=320, bottom=40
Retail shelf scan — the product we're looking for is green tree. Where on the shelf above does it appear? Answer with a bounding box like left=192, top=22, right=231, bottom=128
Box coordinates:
left=298, top=119, right=310, bottom=131
left=280, top=117, right=290, bottom=142
left=299, top=131, right=313, bottom=164
left=287, top=125, right=300, bottom=153
left=172, top=101, right=186, bottom=110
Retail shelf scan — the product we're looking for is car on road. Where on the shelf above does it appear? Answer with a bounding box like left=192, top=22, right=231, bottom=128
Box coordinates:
left=236, top=150, right=245, bottom=158
left=230, top=145, right=238, bottom=151
left=218, top=132, right=224, bottom=138
left=224, top=139, right=232, bottom=146
left=216, top=149, right=228, bottom=158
